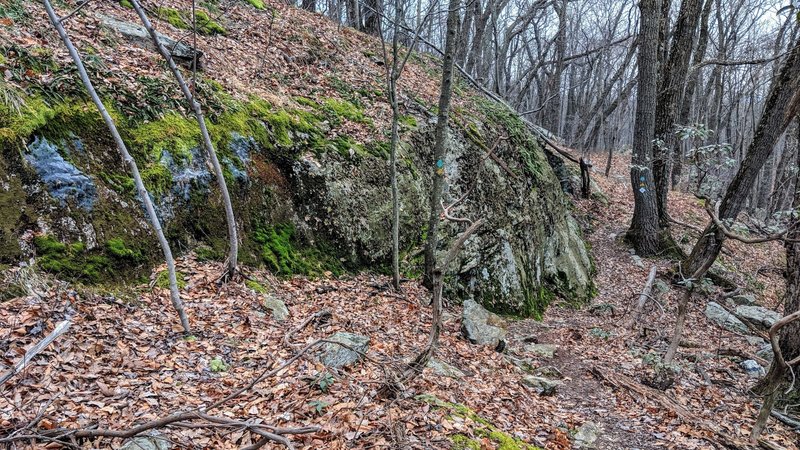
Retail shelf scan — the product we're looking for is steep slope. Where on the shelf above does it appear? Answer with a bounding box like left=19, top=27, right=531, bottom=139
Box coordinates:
left=0, top=0, right=593, bottom=315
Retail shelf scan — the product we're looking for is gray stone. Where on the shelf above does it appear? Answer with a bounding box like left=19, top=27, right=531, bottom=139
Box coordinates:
left=756, top=343, right=774, bottom=362
left=574, top=422, right=600, bottom=448
left=729, top=294, right=757, bottom=306
left=461, top=299, right=507, bottom=347
left=525, top=343, right=558, bottom=359
left=740, top=360, right=766, bottom=379
left=521, top=375, right=561, bottom=395
left=735, top=305, right=782, bottom=331
left=119, top=434, right=171, bottom=450
left=745, top=335, right=767, bottom=346
left=319, top=332, right=369, bottom=369
left=631, top=255, right=645, bottom=269
left=263, top=294, right=289, bottom=321
left=504, top=354, right=537, bottom=373
left=653, top=279, right=670, bottom=295
left=427, top=358, right=466, bottom=378
left=98, top=15, right=203, bottom=68
left=705, top=302, right=749, bottom=334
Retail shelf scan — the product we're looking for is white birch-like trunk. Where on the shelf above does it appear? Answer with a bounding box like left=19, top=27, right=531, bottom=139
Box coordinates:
left=42, top=0, right=190, bottom=333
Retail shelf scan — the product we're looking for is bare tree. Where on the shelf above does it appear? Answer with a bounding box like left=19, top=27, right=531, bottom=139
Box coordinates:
left=380, top=0, right=435, bottom=290
left=42, top=0, right=190, bottom=333
left=423, top=0, right=461, bottom=287
left=666, top=35, right=800, bottom=365
left=129, top=0, right=240, bottom=281
left=627, top=0, right=662, bottom=255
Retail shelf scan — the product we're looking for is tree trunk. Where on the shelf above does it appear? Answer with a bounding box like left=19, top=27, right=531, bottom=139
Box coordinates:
left=130, top=0, right=239, bottom=281
left=652, top=0, right=702, bottom=228
left=750, top=124, right=800, bottom=440
left=424, top=0, right=461, bottom=288
left=684, top=37, right=800, bottom=277
left=301, top=0, right=316, bottom=12
left=627, top=0, right=662, bottom=256
left=542, top=0, right=566, bottom=133
left=362, top=0, right=381, bottom=35
left=42, top=0, right=190, bottom=333
left=672, top=0, right=713, bottom=189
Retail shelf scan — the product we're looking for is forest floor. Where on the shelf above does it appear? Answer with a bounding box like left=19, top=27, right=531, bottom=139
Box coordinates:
left=1, top=154, right=797, bottom=449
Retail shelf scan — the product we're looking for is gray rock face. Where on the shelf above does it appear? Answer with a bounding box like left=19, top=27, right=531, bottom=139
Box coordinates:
left=291, top=120, right=595, bottom=317
left=521, top=375, right=560, bottom=395
left=705, top=302, right=749, bottom=334
left=427, top=358, right=466, bottom=379
left=573, top=422, right=600, bottom=448
left=735, top=305, right=782, bottom=330
left=98, top=15, right=203, bottom=68
left=263, top=294, right=289, bottom=321
left=756, top=343, right=774, bottom=362
left=728, top=294, right=757, bottom=306
left=741, top=360, right=766, bottom=378
left=525, top=343, right=558, bottom=359
left=319, top=332, right=369, bottom=369
left=461, top=299, right=507, bottom=347
left=119, top=435, right=171, bottom=450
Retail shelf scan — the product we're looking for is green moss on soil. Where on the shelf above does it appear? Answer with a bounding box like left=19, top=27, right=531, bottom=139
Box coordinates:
left=253, top=223, right=343, bottom=277
left=155, top=269, right=187, bottom=289
left=33, top=235, right=146, bottom=283
left=415, top=394, right=540, bottom=450
left=156, top=7, right=226, bottom=35
left=245, top=0, right=265, bottom=9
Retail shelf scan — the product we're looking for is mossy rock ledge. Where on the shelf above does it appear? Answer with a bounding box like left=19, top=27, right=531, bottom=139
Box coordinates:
left=0, top=91, right=594, bottom=317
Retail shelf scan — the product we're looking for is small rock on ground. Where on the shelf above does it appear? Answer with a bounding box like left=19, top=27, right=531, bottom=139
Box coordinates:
left=735, top=305, right=781, bottom=331
left=461, top=299, right=507, bottom=348
left=573, top=421, right=600, bottom=448
left=319, top=332, right=370, bottom=369
left=525, top=343, right=558, bottom=358
left=427, top=358, right=466, bottom=378
left=119, top=435, right=171, bottom=450
left=741, top=359, right=766, bottom=378
left=705, top=302, right=749, bottom=334
left=521, top=375, right=561, bottom=396
left=263, top=294, right=289, bottom=321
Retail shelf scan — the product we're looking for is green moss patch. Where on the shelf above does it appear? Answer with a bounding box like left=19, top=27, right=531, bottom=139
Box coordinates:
left=244, top=0, right=265, bottom=9
left=155, top=269, right=187, bottom=289
left=415, top=394, right=540, bottom=450
left=252, top=223, right=343, bottom=277
left=34, top=235, right=145, bottom=283
left=155, top=7, right=226, bottom=35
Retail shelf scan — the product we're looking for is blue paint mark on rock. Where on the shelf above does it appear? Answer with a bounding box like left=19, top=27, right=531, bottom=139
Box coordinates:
left=161, top=147, right=212, bottom=201
left=25, top=136, right=96, bottom=210
left=225, top=132, right=255, bottom=182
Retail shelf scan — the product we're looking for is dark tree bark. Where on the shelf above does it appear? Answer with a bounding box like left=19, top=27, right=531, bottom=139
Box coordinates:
left=672, top=0, right=713, bottom=188
left=684, top=38, right=800, bottom=277
left=542, top=0, right=567, bottom=134
left=362, top=0, right=381, bottom=35
left=751, top=120, right=800, bottom=440
left=627, top=0, right=662, bottom=256
left=652, top=0, right=702, bottom=229
left=301, top=0, right=316, bottom=12
left=424, top=0, right=461, bottom=288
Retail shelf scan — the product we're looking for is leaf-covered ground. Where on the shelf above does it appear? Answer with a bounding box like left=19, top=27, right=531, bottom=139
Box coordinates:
left=2, top=154, right=797, bottom=449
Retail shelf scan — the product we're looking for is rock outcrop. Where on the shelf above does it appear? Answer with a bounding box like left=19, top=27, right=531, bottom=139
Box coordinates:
left=0, top=12, right=595, bottom=317
left=461, top=299, right=507, bottom=348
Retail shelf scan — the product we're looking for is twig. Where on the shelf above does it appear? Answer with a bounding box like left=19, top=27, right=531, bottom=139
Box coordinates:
left=630, top=266, right=657, bottom=328
left=0, top=318, right=72, bottom=385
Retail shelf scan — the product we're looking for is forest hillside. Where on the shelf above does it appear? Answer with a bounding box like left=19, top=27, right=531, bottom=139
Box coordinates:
left=1, top=0, right=800, bottom=449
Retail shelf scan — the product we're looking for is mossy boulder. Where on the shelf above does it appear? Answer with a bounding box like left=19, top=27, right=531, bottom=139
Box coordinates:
left=0, top=87, right=593, bottom=317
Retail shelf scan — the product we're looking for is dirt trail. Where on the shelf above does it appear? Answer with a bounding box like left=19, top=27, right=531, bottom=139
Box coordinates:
left=499, top=156, right=797, bottom=449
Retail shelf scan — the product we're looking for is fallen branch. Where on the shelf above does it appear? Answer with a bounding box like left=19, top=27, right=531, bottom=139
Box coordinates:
left=0, top=318, right=72, bottom=386
left=590, top=366, right=759, bottom=449
left=630, top=266, right=657, bottom=328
